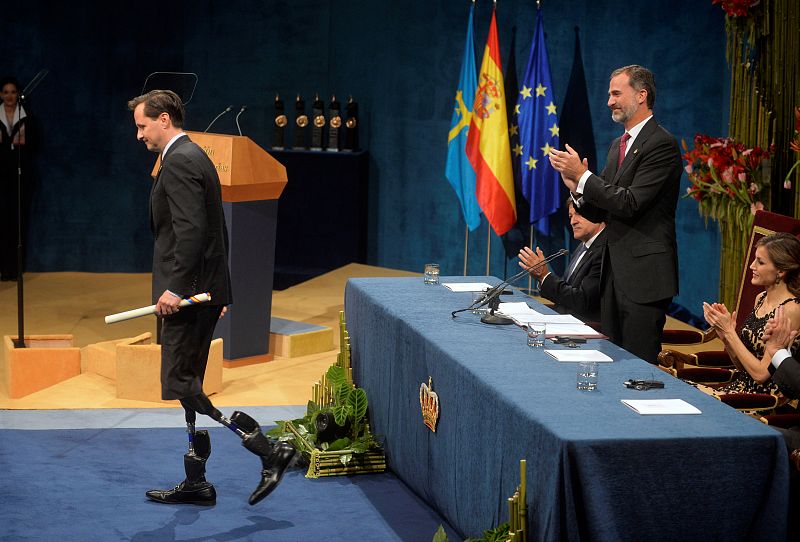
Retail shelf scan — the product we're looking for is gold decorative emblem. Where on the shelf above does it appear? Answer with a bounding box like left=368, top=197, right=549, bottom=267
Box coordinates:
left=419, top=377, right=440, bottom=432
left=346, top=117, right=357, bottom=129
left=275, top=114, right=288, bottom=127
left=330, top=116, right=342, bottom=129
left=314, top=114, right=326, bottom=128
left=296, top=115, right=309, bottom=128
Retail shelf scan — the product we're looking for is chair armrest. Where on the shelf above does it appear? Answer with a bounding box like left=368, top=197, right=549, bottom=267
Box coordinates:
left=657, top=349, right=697, bottom=369
left=660, top=328, right=717, bottom=345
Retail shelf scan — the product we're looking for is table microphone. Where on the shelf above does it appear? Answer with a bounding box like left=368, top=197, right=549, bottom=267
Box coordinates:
left=204, top=105, right=233, bottom=133
left=451, top=248, right=568, bottom=319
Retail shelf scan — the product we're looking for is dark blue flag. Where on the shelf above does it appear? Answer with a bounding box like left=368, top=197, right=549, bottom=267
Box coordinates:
left=516, top=9, right=560, bottom=235
left=559, top=27, right=597, bottom=174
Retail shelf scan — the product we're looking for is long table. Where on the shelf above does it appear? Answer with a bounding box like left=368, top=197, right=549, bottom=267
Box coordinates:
left=345, top=277, right=788, bottom=541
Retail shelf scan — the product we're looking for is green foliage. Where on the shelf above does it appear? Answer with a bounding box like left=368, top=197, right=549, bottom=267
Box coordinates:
left=432, top=525, right=449, bottom=542
left=332, top=404, right=350, bottom=427
left=464, top=523, right=510, bottom=542
left=348, top=388, right=368, bottom=423
left=326, top=365, right=347, bottom=388
left=270, top=365, right=380, bottom=457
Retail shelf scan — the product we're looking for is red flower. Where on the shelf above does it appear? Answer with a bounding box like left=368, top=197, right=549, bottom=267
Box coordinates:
left=711, top=0, right=760, bottom=17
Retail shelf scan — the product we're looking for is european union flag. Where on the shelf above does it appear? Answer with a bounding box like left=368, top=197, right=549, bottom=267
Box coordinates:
left=445, top=3, right=481, bottom=232
left=514, top=9, right=560, bottom=235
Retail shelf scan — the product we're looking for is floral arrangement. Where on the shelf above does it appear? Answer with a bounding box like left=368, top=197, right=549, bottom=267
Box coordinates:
left=711, top=0, right=760, bottom=18
left=785, top=106, right=800, bottom=189
left=683, top=134, right=772, bottom=230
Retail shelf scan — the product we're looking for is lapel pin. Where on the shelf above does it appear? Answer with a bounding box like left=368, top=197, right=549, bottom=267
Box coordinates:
left=633, top=149, right=639, bottom=155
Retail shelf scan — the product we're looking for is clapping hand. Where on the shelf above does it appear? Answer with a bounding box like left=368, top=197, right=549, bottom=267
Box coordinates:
left=703, top=302, right=737, bottom=339
left=548, top=144, right=588, bottom=192
left=764, top=306, right=798, bottom=357
left=518, top=246, right=548, bottom=281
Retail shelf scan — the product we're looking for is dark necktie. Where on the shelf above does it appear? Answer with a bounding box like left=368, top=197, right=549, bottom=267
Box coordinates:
left=617, top=132, right=631, bottom=168
left=564, top=243, right=587, bottom=283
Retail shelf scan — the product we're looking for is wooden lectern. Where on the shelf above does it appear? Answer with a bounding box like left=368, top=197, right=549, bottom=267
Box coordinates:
left=153, top=132, right=287, bottom=367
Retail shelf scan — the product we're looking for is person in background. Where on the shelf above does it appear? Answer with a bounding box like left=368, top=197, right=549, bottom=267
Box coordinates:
left=518, top=199, right=606, bottom=323
left=0, top=76, right=36, bottom=281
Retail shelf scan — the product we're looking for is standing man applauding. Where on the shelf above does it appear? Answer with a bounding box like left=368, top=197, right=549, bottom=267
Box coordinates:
left=548, top=65, right=682, bottom=364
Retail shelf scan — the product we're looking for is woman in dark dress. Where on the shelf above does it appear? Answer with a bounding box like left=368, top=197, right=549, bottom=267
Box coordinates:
left=701, top=233, right=800, bottom=397
left=0, top=76, right=36, bottom=281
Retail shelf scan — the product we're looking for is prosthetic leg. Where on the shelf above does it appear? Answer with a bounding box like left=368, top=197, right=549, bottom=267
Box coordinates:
left=229, top=410, right=297, bottom=505
left=151, top=392, right=295, bottom=506
left=146, top=410, right=216, bottom=506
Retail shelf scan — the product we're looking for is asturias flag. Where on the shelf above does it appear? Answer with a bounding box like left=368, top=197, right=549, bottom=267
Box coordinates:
left=466, top=8, right=516, bottom=236
left=516, top=9, right=560, bottom=234
left=445, top=3, right=481, bottom=232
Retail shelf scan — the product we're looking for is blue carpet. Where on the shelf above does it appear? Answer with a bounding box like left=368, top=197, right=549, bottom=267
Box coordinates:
left=0, top=427, right=458, bottom=541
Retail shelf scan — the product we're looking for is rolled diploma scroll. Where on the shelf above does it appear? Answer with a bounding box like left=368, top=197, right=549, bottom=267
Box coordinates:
left=104, top=293, right=211, bottom=324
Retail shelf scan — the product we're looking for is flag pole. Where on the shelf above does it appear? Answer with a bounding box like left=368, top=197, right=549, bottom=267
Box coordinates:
left=485, top=227, right=491, bottom=276
left=463, top=226, right=469, bottom=276
left=528, top=224, right=534, bottom=292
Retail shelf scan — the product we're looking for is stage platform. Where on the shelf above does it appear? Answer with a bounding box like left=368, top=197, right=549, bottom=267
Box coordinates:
left=0, top=264, right=417, bottom=409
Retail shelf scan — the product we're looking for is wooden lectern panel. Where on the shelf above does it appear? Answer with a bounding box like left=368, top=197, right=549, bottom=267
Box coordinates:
left=150, top=132, right=287, bottom=202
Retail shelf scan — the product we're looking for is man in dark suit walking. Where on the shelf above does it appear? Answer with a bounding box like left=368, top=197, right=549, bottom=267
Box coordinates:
left=128, top=90, right=294, bottom=506
left=548, top=65, right=682, bottom=363
left=518, top=199, right=606, bottom=323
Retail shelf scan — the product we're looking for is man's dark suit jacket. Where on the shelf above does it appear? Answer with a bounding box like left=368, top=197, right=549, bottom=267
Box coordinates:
left=578, top=117, right=682, bottom=305
left=539, top=229, right=606, bottom=323
left=773, top=356, right=800, bottom=451
left=150, top=134, right=232, bottom=306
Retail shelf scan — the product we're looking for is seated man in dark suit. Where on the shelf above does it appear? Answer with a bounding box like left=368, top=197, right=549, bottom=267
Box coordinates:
left=518, top=199, right=606, bottom=322
left=763, top=305, right=800, bottom=538
left=764, top=305, right=800, bottom=449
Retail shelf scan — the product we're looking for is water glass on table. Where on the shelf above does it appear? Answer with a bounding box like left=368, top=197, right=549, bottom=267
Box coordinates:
left=526, top=322, right=546, bottom=347
left=423, top=263, right=440, bottom=285
left=576, top=361, right=598, bottom=391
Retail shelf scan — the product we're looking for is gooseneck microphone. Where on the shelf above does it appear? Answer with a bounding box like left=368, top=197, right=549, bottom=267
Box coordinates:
left=204, top=105, right=233, bottom=133
left=235, top=105, right=247, bottom=136
left=451, top=248, right=569, bottom=321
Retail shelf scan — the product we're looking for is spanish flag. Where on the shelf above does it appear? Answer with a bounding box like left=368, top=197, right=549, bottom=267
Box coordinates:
left=466, top=8, right=516, bottom=236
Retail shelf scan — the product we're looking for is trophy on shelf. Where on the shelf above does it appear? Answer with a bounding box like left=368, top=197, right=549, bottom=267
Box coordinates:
left=343, top=96, right=359, bottom=152
left=310, top=93, right=325, bottom=151
left=273, top=93, right=287, bottom=150
left=326, top=95, right=341, bottom=152
left=293, top=94, right=308, bottom=149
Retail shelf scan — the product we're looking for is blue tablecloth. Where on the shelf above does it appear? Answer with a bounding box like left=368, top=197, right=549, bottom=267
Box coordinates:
left=345, top=277, right=788, bottom=541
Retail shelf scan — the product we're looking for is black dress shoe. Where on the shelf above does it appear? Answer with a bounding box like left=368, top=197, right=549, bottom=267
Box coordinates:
left=146, top=480, right=216, bottom=506
left=249, top=442, right=296, bottom=505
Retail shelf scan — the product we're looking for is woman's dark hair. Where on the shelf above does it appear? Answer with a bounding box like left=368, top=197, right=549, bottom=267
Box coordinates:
left=758, top=232, right=800, bottom=296
left=0, top=76, right=21, bottom=93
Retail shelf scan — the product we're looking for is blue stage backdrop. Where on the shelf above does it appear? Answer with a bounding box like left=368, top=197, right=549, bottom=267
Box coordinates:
left=3, top=0, right=726, bottom=316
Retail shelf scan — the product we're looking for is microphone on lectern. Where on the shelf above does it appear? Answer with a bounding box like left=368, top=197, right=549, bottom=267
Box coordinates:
left=204, top=105, right=233, bottom=133
left=235, top=105, right=247, bottom=136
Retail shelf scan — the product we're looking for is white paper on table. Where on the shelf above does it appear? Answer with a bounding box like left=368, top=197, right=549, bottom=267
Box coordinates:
left=442, top=282, right=493, bottom=293
left=498, top=303, right=583, bottom=324
left=543, top=323, right=605, bottom=337
left=621, top=399, right=702, bottom=415
left=544, top=349, right=613, bottom=362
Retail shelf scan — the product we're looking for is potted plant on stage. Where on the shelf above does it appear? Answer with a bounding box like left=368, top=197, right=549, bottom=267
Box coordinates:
left=269, top=365, right=385, bottom=478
